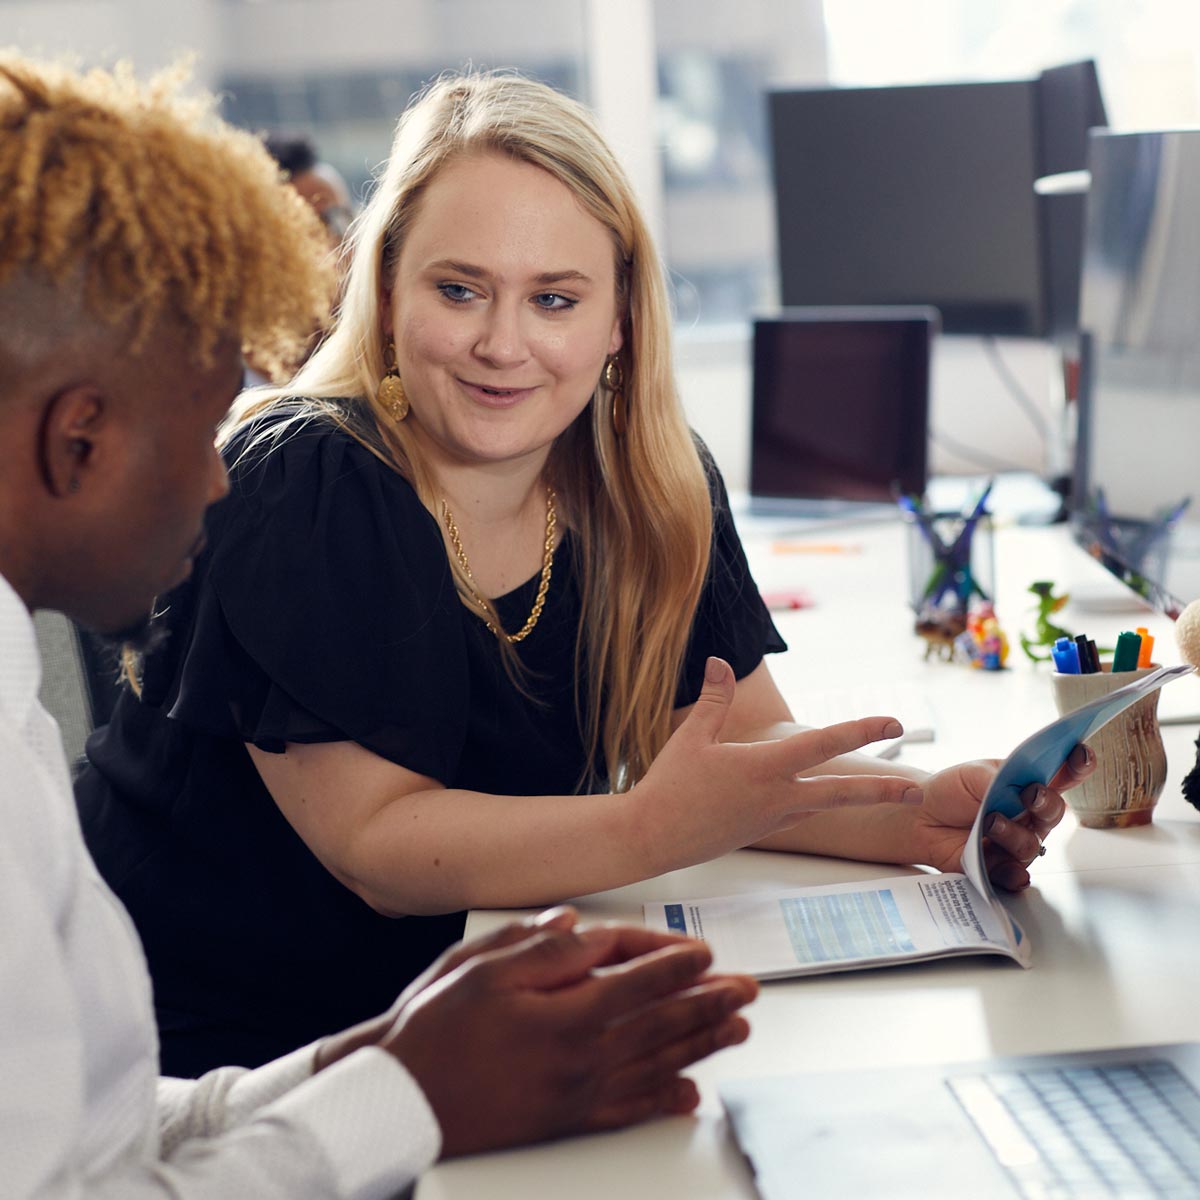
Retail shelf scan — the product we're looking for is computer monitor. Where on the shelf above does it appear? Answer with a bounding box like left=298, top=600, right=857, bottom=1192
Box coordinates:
left=749, top=307, right=936, bottom=510
left=769, top=62, right=1106, bottom=339
left=1071, top=128, right=1200, bottom=617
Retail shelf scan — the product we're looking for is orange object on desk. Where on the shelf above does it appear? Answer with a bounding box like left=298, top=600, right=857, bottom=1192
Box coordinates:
left=770, top=541, right=862, bottom=555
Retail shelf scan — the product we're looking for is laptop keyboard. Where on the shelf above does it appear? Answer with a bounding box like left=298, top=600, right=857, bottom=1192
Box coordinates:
left=948, top=1060, right=1200, bottom=1198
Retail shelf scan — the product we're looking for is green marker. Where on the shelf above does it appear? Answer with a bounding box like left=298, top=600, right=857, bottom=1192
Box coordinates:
left=1112, top=630, right=1143, bottom=673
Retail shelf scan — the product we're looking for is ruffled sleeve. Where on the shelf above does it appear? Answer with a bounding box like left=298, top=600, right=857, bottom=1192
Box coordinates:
left=676, top=448, right=787, bottom=706
left=152, top=415, right=468, bottom=784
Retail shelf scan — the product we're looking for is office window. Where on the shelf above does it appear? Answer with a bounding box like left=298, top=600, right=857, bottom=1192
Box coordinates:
left=652, top=0, right=828, bottom=324
left=822, top=0, right=1200, bottom=128
left=215, top=1, right=586, bottom=202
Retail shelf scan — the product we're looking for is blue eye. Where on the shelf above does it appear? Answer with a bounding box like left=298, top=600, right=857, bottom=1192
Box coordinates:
left=533, top=292, right=576, bottom=311
left=438, top=282, right=477, bottom=303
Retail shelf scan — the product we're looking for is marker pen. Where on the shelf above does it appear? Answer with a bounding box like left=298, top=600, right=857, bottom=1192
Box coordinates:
left=1112, top=630, right=1142, bottom=672
left=1136, top=626, right=1155, bottom=668
left=1052, top=636, right=1081, bottom=674
left=1075, top=634, right=1095, bottom=674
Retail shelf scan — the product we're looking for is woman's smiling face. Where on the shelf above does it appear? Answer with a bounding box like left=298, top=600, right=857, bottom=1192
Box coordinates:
left=384, top=151, right=624, bottom=472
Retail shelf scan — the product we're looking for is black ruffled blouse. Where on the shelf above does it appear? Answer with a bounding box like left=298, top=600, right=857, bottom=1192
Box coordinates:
left=76, top=410, right=785, bottom=1076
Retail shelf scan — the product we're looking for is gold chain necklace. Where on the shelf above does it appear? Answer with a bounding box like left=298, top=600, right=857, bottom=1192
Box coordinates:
left=442, top=486, right=557, bottom=644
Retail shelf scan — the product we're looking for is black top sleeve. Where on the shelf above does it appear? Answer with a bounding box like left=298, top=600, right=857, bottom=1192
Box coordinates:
left=152, top=418, right=471, bottom=783
left=675, top=446, right=788, bottom=705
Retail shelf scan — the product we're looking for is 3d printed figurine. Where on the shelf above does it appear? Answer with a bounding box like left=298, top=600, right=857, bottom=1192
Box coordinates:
left=956, top=603, right=1010, bottom=670
left=1019, top=580, right=1072, bottom=663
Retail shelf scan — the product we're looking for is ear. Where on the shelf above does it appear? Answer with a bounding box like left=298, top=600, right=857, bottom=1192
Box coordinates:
left=379, top=285, right=394, bottom=340
left=607, top=317, right=624, bottom=357
left=38, top=385, right=107, bottom=500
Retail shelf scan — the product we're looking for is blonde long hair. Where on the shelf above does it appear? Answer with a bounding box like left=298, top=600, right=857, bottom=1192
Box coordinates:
left=231, top=71, right=712, bottom=791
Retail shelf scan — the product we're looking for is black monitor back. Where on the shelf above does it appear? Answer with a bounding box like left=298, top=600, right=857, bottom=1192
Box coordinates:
left=769, top=63, right=1105, bottom=338
left=750, top=307, right=936, bottom=506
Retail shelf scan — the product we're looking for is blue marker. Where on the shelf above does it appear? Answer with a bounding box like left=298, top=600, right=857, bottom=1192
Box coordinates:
left=1052, top=637, right=1081, bottom=674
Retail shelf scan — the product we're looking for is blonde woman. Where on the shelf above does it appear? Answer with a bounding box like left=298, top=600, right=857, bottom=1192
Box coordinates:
left=78, top=71, right=1087, bottom=1077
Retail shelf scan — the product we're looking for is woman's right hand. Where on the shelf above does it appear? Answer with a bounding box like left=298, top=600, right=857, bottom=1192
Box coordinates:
left=634, top=657, right=923, bottom=872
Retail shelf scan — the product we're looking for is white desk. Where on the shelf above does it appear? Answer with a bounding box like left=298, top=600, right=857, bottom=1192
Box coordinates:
left=417, top=521, right=1200, bottom=1200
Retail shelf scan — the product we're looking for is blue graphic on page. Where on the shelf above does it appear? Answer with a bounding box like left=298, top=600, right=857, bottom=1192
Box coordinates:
left=663, top=904, right=687, bottom=934
left=780, top=890, right=915, bottom=964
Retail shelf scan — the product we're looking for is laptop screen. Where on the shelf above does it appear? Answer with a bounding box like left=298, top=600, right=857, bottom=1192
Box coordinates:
left=750, top=308, right=936, bottom=506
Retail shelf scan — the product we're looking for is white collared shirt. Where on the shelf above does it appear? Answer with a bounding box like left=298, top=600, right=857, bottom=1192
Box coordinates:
left=0, top=572, right=440, bottom=1198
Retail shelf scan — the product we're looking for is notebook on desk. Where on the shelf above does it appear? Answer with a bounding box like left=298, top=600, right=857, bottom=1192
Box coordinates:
left=721, top=1041, right=1200, bottom=1199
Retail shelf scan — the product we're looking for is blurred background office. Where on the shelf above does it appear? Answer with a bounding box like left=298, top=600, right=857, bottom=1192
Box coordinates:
left=5, top=0, right=1200, bottom=491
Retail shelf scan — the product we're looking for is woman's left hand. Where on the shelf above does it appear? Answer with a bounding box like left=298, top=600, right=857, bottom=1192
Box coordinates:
left=913, top=744, right=1095, bottom=891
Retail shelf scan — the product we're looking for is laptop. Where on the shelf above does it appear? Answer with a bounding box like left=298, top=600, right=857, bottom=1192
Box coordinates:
left=721, top=1042, right=1200, bottom=1198
left=748, top=307, right=937, bottom=524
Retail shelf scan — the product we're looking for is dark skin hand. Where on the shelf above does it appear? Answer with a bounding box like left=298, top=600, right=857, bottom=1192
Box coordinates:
left=315, top=909, right=757, bottom=1156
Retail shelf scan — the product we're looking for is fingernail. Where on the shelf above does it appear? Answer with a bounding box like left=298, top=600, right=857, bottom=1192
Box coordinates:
left=1069, top=743, right=1094, bottom=771
left=705, top=657, right=726, bottom=684
left=901, top=786, right=924, bottom=806
left=1029, top=786, right=1050, bottom=815
left=986, top=813, right=1004, bottom=835
left=883, top=719, right=903, bottom=739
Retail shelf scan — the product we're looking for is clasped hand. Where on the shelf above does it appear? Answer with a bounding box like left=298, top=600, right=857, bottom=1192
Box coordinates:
left=315, top=907, right=757, bottom=1156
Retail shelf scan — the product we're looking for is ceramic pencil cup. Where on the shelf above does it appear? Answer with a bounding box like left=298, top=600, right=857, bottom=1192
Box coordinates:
left=1050, top=665, right=1168, bottom=828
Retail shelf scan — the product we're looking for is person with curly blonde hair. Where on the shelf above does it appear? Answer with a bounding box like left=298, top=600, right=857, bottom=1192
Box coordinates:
left=1, top=54, right=763, bottom=1197
left=77, top=69, right=1090, bottom=1080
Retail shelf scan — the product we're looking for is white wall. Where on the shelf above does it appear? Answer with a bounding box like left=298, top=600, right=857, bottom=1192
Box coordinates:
left=4, top=0, right=221, bottom=86
left=676, top=328, right=1060, bottom=494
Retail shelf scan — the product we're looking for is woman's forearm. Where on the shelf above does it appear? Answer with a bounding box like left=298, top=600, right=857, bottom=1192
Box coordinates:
left=340, top=785, right=657, bottom=915
left=751, top=802, right=929, bottom=865
left=253, top=673, right=931, bottom=919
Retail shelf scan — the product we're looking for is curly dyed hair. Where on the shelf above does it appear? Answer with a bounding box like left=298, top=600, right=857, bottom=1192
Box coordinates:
left=0, top=54, right=334, bottom=375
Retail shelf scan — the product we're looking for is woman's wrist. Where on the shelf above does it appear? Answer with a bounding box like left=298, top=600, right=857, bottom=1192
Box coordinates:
left=617, top=781, right=672, bottom=879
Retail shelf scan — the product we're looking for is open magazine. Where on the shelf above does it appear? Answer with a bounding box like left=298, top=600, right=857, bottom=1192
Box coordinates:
left=643, top=664, right=1194, bottom=977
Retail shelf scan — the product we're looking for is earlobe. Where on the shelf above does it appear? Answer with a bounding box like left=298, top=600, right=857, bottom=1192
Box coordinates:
left=39, top=386, right=105, bottom=499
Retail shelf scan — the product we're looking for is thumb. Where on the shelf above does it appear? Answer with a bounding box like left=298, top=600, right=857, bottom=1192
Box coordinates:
left=680, top=657, right=735, bottom=745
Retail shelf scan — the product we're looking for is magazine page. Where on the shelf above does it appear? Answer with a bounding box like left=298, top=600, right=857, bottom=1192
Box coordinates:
left=643, top=871, right=1023, bottom=979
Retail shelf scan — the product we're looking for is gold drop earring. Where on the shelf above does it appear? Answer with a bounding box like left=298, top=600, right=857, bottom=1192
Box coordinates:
left=379, top=339, right=409, bottom=422
left=604, top=355, right=626, bottom=436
